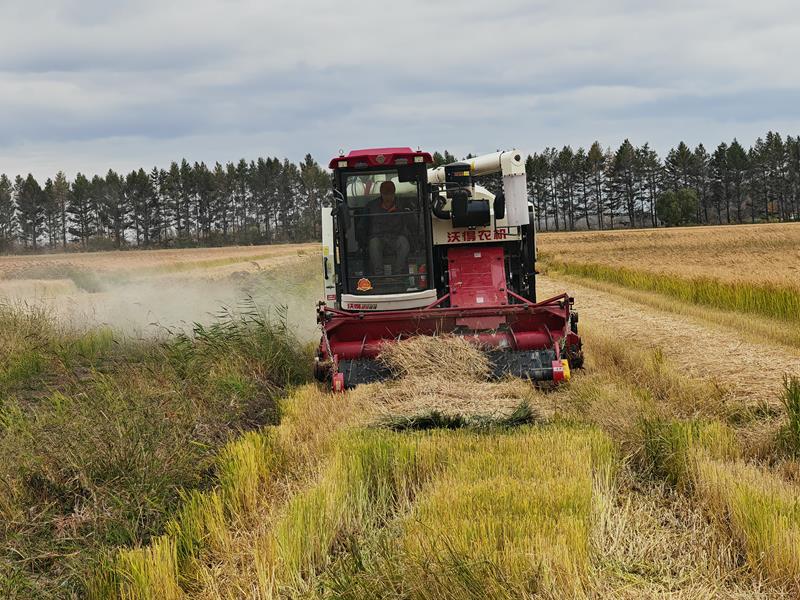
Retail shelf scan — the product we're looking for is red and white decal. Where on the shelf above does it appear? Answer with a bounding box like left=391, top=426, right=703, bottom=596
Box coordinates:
left=446, top=228, right=510, bottom=243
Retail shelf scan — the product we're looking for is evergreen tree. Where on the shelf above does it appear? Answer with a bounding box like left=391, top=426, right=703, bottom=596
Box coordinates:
left=727, top=139, right=749, bottom=223
left=609, top=140, right=638, bottom=227
left=278, top=159, right=302, bottom=241
left=233, top=159, right=252, bottom=241
left=148, top=167, right=166, bottom=245
left=555, top=146, right=576, bottom=230
left=16, top=174, right=45, bottom=250
left=299, top=154, right=330, bottom=240
left=572, top=147, right=592, bottom=230
left=691, top=144, right=712, bottom=224
left=178, top=159, right=195, bottom=243
left=526, top=152, right=553, bottom=231
left=587, top=142, right=606, bottom=229
left=126, top=169, right=152, bottom=247
left=193, top=162, right=214, bottom=242
left=68, top=173, right=95, bottom=248
left=53, top=172, right=70, bottom=250
left=89, top=175, right=106, bottom=242
left=710, top=142, right=731, bottom=224
left=42, top=178, right=61, bottom=248
left=748, top=139, right=767, bottom=223
left=160, top=162, right=180, bottom=240
left=212, top=162, right=232, bottom=242
left=665, top=142, right=694, bottom=190
left=0, top=174, right=16, bottom=250
left=764, top=131, right=788, bottom=220
left=786, top=136, right=800, bottom=220
left=100, top=169, right=129, bottom=248
left=542, top=148, right=559, bottom=230
left=637, top=144, right=662, bottom=227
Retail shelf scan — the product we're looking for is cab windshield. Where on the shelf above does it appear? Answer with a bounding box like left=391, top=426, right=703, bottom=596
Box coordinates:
left=343, top=170, right=426, bottom=295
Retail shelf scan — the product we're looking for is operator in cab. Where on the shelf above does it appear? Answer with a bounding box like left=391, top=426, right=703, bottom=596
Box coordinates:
left=364, top=181, right=412, bottom=281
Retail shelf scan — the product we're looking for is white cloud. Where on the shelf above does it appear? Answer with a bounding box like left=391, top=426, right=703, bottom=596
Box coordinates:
left=0, top=0, right=799, bottom=178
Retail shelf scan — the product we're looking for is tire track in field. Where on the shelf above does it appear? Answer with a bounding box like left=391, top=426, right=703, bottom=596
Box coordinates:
left=537, top=275, right=800, bottom=407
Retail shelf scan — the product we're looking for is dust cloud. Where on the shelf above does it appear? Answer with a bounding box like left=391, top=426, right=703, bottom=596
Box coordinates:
left=0, top=255, right=321, bottom=342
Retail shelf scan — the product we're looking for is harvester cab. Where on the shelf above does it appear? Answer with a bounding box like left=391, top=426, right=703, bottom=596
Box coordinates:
left=316, top=147, right=582, bottom=391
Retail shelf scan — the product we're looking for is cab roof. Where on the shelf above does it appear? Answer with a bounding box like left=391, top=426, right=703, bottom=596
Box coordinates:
left=329, top=147, right=433, bottom=169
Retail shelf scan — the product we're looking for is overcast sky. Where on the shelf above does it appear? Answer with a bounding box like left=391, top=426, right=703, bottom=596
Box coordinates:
left=1, top=0, right=799, bottom=179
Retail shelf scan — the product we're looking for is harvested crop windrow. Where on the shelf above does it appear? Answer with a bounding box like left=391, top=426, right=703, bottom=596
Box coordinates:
left=378, top=334, right=491, bottom=380
left=373, top=335, right=548, bottom=423
left=370, top=376, right=544, bottom=423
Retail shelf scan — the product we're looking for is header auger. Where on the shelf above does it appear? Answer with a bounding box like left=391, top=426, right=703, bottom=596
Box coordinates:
left=315, top=147, right=582, bottom=391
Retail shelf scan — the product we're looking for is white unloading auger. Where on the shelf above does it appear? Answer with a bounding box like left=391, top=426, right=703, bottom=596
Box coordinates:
left=426, top=150, right=529, bottom=227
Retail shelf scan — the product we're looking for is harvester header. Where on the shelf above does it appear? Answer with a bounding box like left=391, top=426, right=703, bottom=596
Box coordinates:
left=316, top=146, right=582, bottom=391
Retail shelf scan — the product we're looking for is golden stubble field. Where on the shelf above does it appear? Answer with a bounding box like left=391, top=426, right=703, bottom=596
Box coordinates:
left=538, top=222, right=800, bottom=287
left=0, top=244, right=317, bottom=279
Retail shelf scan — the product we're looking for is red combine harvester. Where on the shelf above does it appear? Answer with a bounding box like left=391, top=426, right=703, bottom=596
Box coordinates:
left=315, top=147, right=582, bottom=391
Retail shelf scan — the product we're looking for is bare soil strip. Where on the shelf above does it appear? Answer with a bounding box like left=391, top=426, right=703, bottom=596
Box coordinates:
left=537, top=275, right=800, bottom=407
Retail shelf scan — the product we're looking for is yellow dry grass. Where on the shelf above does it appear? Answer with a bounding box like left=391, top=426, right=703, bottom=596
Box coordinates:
left=538, top=222, right=800, bottom=287
left=394, top=426, right=616, bottom=599
left=692, top=456, right=800, bottom=587
left=537, top=274, right=799, bottom=409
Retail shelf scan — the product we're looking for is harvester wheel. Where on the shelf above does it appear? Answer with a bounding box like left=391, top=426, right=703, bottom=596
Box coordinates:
left=313, top=357, right=331, bottom=382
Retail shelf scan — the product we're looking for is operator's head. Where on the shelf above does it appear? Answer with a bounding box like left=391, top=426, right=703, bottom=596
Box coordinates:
left=380, top=181, right=396, bottom=205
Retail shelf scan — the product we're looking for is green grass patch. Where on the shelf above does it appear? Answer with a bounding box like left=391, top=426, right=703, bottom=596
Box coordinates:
left=96, top=384, right=366, bottom=599
left=377, top=401, right=539, bottom=431
left=778, top=376, right=800, bottom=457
left=637, top=418, right=739, bottom=488
left=0, top=302, right=309, bottom=598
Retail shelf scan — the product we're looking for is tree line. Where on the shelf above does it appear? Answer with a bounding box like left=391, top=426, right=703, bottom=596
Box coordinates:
left=1, top=131, right=798, bottom=253
left=0, top=155, right=329, bottom=252
left=520, top=131, right=800, bottom=231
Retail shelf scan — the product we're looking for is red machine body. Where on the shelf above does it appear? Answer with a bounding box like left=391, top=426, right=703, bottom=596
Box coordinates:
left=316, top=147, right=582, bottom=389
